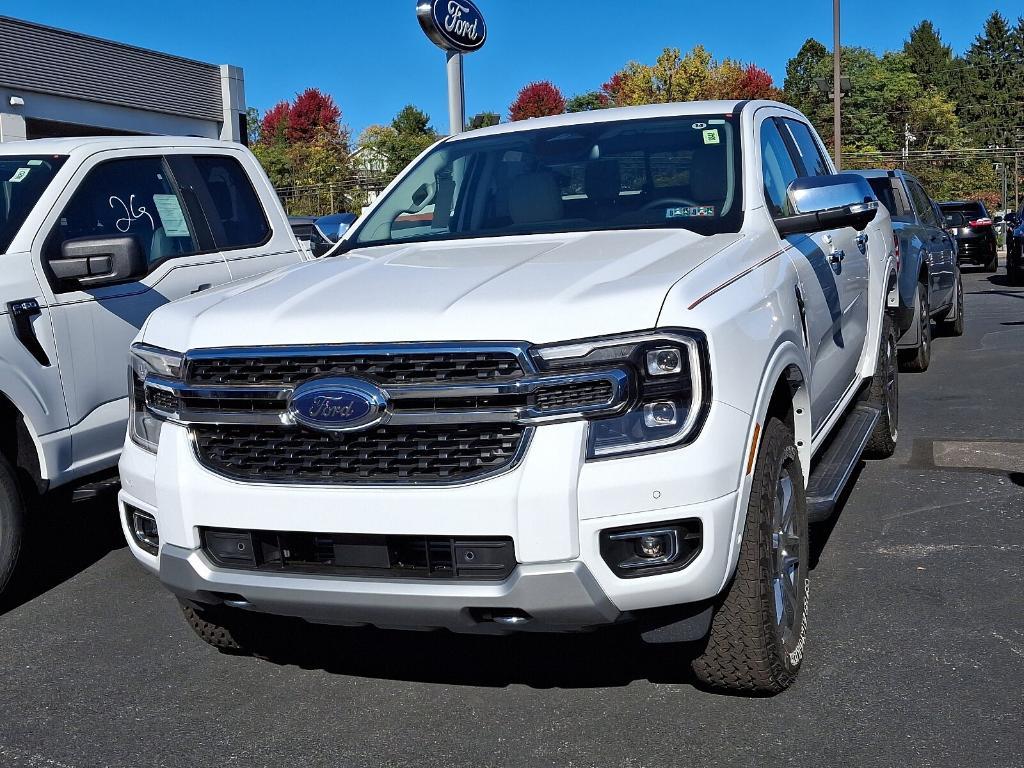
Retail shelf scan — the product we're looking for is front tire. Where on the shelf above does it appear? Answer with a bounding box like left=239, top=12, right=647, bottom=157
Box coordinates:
left=691, top=417, right=809, bottom=695
left=0, top=456, right=26, bottom=597
left=985, top=247, right=998, bottom=272
left=899, top=282, right=931, bottom=372
left=863, top=314, right=899, bottom=459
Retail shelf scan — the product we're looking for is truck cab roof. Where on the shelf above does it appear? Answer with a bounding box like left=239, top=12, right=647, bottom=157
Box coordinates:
left=0, top=135, right=241, bottom=158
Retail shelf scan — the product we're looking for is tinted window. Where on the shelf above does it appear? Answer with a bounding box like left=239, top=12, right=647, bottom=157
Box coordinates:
left=191, top=156, right=271, bottom=250
left=352, top=114, right=744, bottom=247
left=0, top=155, right=67, bottom=254
left=939, top=202, right=985, bottom=219
left=907, top=180, right=937, bottom=226
left=865, top=176, right=913, bottom=221
left=47, top=157, right=198, bottom=267
left=760, top=119, right=801, bottom=218
left=780, top=119, right=831, bottom=177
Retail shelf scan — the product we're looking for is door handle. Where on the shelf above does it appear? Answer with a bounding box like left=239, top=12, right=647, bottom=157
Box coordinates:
left=191, top=283, right=212, bottom=294
left=855, top=232, right=869, bottom=252
left=824, top=234, right=845, bottom=264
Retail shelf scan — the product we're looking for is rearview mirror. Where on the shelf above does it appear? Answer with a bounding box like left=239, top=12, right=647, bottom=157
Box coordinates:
left=51, top=235, right=147, bottom=287
left=775, top=174, right=879, bottom=237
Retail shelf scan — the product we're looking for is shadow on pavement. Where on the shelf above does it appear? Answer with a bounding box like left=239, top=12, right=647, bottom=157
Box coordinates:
left=808, top=461, right=863, bottom=571
left=0, top=490, right=125, bottom=616
left=236, top=616, right=707, bottom=690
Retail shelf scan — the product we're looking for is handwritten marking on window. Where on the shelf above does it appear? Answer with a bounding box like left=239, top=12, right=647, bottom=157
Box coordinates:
left=109, top=195, right=155, bottom=233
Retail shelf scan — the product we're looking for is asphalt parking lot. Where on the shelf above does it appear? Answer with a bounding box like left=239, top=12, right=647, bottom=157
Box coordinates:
left=1, top=267, right=1021, bottom=768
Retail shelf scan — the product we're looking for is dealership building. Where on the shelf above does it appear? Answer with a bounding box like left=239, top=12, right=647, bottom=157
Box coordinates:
left=0, top=15, right=246, bottom=144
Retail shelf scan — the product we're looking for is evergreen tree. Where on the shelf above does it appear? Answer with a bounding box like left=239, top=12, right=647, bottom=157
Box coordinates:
left=903, top=21, right=955, bottom=94
left=961, top=12, right=1022, bottom=147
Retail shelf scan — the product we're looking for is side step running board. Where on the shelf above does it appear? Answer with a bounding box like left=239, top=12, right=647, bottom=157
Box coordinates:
left=72, top=473, right=121, bottom=502
left=805, top=404, right=880, bottom=522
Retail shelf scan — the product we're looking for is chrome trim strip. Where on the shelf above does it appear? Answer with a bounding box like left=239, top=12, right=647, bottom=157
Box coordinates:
left=145, top=367, right=632, bottom=427
left=183, top=341, right=540, bottom=379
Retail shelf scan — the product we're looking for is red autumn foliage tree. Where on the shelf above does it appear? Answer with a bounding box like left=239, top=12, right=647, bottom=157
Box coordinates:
left=737, top=64, right=781, bottom=100
left=509, top=81, right=566, bottom=121
left=260, top=101, right=291, bottom=142
left=287, top=88, right=343, bottom=143
left=601, top=73, right=626, bottom=106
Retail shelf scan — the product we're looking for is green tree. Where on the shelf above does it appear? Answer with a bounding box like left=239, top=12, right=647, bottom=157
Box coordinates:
left=960, top=12, right=1023, bottom=147
left=565, top=92, right=609, bottom=112
left=903, top=21, right=955, bottom=95
left=467, top=111, right=501, bottom=130
left=783, top=38, right=829, bottom=115
left=244, top=106, right=261, bottom=146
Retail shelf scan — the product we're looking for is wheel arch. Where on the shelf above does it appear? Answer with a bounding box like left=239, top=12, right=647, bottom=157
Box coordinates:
left=0, top=392, right=48, bottom=495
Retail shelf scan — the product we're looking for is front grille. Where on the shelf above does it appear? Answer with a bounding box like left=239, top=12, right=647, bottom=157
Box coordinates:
left=535, top=380, right=613, bottom=411
left=201, top=528, right=516, bottom=580
left=192, top=423, right=529, bottom=484
left=188, top=350, right=525, bottom=386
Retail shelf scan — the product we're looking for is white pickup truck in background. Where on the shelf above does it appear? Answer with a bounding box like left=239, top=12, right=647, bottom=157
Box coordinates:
left=0, top=136, right=307, bottom=594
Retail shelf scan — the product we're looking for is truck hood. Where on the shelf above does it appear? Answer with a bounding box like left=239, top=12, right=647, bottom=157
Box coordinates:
left=143, top=229, right=742, bottom=350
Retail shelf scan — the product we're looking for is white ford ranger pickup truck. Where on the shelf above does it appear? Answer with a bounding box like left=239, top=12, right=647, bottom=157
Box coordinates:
left=0, top=136, right=307, bottom=595
left=120, top=101, right=898, bottom=694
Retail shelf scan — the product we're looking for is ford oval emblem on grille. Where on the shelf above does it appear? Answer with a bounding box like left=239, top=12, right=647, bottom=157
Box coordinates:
left=288, top=377, right=388, bottom=432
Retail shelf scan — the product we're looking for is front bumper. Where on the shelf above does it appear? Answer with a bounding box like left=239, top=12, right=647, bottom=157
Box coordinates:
left=119, top=399, right=751, bottom=632
left=160, top=544, right=621, bottom=633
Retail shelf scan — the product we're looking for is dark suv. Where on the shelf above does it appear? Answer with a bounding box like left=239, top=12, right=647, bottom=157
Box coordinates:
left=939, top=200, right=998, bottom=271
left=1008, top=207, right=1023, bottom=285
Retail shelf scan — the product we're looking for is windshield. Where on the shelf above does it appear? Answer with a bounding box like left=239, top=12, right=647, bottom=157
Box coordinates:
left=350, top=114, right=743, bottom=248
left=0, top=156, right=68, bottom=253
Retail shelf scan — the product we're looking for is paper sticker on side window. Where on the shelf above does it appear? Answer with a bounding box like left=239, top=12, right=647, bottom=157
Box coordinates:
left=9, top=168, right=30, bottom=183
left=151, top=194, right=191, bottom=237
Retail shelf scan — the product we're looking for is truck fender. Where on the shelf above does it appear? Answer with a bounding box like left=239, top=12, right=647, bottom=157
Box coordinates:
left=718, top=339, right=810, bottom=594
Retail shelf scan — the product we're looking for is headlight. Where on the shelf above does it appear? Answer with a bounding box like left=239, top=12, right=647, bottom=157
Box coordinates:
left=533, top=330, right=709, bottom=458
left=129, top=343, right=184, bottom=452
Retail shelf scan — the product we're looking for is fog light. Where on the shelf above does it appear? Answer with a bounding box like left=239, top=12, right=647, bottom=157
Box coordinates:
left=646, top=347, right=682, bottom=376
left=639, top=534, right=665, bottom=558
left=643, top=401, right=678, bottom=428
left=128, top=507, right=159, bottom=555
left=599, top=520, right=703, bottom=578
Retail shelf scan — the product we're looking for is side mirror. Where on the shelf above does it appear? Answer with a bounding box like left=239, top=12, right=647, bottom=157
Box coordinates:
left=993, top=215, right=1004, bottom=225
left=52, top=235, right=147, bottom=287
left=775, top=174, right=879, bottom=237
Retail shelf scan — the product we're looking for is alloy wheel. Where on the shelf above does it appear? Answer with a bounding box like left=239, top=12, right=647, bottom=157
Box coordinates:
left=771, top=463, right=801, bottom=649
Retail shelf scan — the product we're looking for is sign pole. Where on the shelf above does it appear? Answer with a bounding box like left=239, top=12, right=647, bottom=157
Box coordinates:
left=832, top=0, right=842, bottom=171
left=446, top=50, right=465, bottom=135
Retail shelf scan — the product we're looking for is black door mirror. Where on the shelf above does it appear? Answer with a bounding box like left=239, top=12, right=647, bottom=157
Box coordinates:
left=775, top=174, right=880, bottom=237
left=51, top=235, right=147, bottom=288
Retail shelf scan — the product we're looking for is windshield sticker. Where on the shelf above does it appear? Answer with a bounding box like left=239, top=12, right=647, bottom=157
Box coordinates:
left=702, top=129, right=720, bottom=145
left=666, top=206, right=715, bottom=219
left=27, top=159, right=44, bottom=166
left=151, top=194, right=191, bottom=237
left=8, top=168, right=30, bottom=183
left=691, top=122, right=707, bottom=130
left=109, top=195, right=155, bottom=233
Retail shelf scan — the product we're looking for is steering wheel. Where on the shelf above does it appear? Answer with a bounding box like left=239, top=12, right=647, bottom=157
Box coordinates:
left=642, top=197, right=700, bottom=211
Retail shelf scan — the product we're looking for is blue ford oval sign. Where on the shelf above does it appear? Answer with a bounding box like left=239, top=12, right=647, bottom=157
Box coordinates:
left=288, top=378, right=388, bottom=433
left=417, top=0, right=487, bottom=53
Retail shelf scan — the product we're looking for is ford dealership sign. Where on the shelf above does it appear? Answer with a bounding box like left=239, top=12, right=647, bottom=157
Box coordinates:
left=417, top=0, right=487, bottom=53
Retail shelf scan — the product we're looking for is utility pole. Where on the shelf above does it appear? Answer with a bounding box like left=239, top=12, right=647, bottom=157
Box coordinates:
left=903, top=122, right=916, bottom=169
left=833, top=0, right=842, bottom=171
left=1015, top=152, right=1019, bottom=212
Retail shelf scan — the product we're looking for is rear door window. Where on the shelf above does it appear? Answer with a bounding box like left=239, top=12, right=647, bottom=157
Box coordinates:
left=907, top=180, right=939, bottom=226
left=46, top=156, right=199, bottom=268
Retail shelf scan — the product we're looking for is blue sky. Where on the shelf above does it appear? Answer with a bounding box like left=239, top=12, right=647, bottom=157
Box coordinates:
left=4, top=1, right=1021, bottom=136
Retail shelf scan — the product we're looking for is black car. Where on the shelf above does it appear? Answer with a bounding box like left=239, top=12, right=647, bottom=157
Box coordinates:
left=938, top=200, right=998, bottom=271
